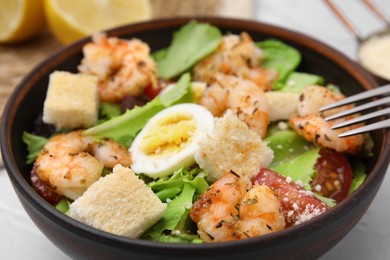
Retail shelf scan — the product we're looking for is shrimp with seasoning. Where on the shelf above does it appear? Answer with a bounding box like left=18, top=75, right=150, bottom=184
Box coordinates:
left=190, top=171, right=285, bottom=242
left=33, top=130, right=131, bottom=201
left=193, top=32, right=277, bottom=91
left=78, top=34, right=157, bottom=103
left=198, top=74, right=269, bottom=137
left=289, top=85, right=365, bottom=154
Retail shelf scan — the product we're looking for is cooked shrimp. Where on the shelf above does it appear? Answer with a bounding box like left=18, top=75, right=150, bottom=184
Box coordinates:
left=297, top=85, right=348, bottom=118
left=34, top=130, right=131, bottom=200
left=190, top=171, right=285, bottom=242
left=198, top=75, right=269, bottom=137
left=236, top=184, right=286, bottom=238
left=193, top=33, right=277, bottom=90
left=289, top=85, right=365, bottom=154
left=190, top=171, right=247, bottom=242
left=290, top=116, right=364, bottom=154
left=78, top=34, right=157, bottom=103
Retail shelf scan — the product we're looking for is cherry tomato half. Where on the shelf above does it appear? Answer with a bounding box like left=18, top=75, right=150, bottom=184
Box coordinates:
left=254, top=168, right=329, bottom=227
left=144, top=79, right=174, bottom=100
left=311, top=149, right=353, bottom=203
left=144, top=84, right=162, bottom=100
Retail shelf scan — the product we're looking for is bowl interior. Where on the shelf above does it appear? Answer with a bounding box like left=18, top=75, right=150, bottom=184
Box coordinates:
left=1, top=17, right=388, bottom=259
left=5, top=17, right=381, bottom=180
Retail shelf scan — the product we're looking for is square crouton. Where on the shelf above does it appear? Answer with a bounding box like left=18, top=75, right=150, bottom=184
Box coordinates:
left=68, top=165, right=166, bottom=238
left=43, top=71, right=99, bottom=129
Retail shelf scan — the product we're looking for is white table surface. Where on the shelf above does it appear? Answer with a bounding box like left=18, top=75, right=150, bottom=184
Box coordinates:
left=1, top=0, right=390, bottom=259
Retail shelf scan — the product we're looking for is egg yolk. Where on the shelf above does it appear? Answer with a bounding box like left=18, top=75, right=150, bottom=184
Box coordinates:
left=139, top=113, right=196, bottom=156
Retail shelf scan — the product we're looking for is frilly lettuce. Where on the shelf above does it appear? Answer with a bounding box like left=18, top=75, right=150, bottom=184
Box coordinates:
left=98, top=102, right=121, bottom=124
left=23, top=132, right=48, bottom=164
left=142, top=167, right=208, bottom=243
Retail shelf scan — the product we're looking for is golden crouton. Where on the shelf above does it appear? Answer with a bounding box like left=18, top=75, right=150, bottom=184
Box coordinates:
left=68, top=165, right=166, bottom=238
left=195, top=111, right=273, bottom=183
left=43, top=71, right=99, bottom=129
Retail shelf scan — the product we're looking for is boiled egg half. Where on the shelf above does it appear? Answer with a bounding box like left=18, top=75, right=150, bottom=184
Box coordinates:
left=130, top=103, right=215, bottom=178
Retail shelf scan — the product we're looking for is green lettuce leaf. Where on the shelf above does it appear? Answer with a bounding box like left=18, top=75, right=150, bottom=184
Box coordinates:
left=22, top=132, right=48, bottom=164
left=265, top=130, right=312, bottom=165
left=84, top=73, right=192, bottom=147
left=153, top=233, right=203, bottom=243
left=349, top=160, right=367, bottom=194
left=279, top=72, right=324, bottom=93
left=270, top=147, right=321, bottom=188
left=98, top=102, right=121, bottom=123
left=148, top=167, right=208, bottom=202
left=256, top=39, right=301, bottom=89
left=55, top=198, right=71, bottom=214
left=266, top=130, right=320, bottom=186
left=152, top=48, right=168, bottom=62
left=155, top=183, right=195, bottom=231
left=143, top=167, right=208, bottom=243
left=142, top=183, right=198, bottom=243
left=157, top=20, right=222, bottom=79
left=314, top=194, right=336, bottom=207
left=266, top=130, right=333, bottom=205
left=326, top=83, right=342, bottom=94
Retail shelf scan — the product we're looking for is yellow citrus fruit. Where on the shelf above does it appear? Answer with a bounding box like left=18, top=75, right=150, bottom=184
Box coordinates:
left=44, top=0, right=152, bottom=44
left=0, top=0, right=46, bottom=43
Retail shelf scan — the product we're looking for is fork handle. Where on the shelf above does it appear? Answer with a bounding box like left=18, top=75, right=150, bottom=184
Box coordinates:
left=323, top=0, right=363, bottom=42
left=361, top=0, right=390, bottom=28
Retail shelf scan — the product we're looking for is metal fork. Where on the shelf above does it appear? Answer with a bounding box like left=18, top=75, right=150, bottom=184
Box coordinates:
left=319, top=84, right=390, bottom=137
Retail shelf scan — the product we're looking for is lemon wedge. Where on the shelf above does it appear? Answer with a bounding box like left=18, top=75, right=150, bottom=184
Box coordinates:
left=44, top=0, right=152, bottom=44
left=0, top=0, right=46, bottom=43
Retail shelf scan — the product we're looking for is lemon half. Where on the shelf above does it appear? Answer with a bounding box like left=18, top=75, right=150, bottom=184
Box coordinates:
left=0, top=0, right=46, bottom=43
left=44, top=0, right=152, bottom=44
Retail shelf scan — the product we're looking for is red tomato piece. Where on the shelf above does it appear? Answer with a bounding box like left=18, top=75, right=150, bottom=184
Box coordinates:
left=144, top=84, right=162, bottom=100
left=311, top=149, right=353, bottom=203
left=144, top=79, right=174, bottom=100
left=253, top=168, right=329, bottom=227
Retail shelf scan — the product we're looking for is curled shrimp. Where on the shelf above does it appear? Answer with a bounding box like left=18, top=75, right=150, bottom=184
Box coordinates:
left=78, top=34, right=157, bottom=103
left=198, top=74, right=269, bottom=137
left=236, top=184, right=286, bottom=238
left=193, top=33, right=277, bottom=90
left=297, top=85, right=347, bottom=118
left=34, top=130, right=131, bottom=200
left=190, top=171, right=285, bottom=242
left=289, top=85, right=365, bottom=154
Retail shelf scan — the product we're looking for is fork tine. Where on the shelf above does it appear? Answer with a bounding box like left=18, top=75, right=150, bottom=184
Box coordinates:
left=331, top=107, right=390, bottom=129
left=338, top=118, right=390, bottom=137
left=319, top=84, right=390, bottom=111
left=324, top=96, right=390, bottom=121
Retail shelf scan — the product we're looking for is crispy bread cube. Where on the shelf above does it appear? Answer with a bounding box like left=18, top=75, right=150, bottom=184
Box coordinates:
left=68, top=165, right=166, bottom=238
left=43, top=71, right=98, bottom=129
left=194, top=111, right=274, bottom=183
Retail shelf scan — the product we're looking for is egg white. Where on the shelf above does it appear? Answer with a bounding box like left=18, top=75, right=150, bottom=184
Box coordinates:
left=130, top=103, right=214, bottom=178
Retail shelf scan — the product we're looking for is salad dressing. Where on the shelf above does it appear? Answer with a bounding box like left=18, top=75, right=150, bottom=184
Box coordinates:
left=359, top=34, right=390, bottom=81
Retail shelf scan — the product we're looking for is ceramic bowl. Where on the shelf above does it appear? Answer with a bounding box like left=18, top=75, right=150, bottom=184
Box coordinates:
left=1, top=17, right=390, bottom=260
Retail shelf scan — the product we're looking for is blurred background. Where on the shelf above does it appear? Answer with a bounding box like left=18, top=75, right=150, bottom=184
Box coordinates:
left=1, top=0, right=390, bottom=259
